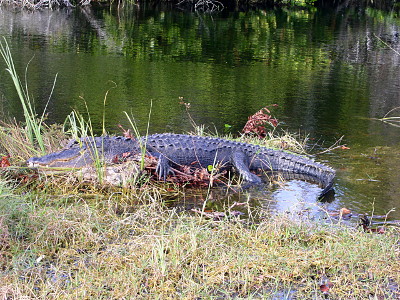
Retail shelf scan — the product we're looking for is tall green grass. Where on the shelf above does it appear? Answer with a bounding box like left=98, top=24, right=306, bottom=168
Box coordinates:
left=64, top=108, right=105, bottom=182
left=0, top=37, right=57, bottom=155
left=124, top=100, right=153, bottom=171
left=64, top=110, right=89, bottom=144
left=63, top=84, right=117, bottom=183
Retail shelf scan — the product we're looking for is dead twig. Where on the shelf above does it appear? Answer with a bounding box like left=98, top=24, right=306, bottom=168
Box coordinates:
left=177, top=0, right=224, bottom=12
left=373, top=33, right=400, bottom=56
left=369, top=106, right=400, bottom=128
left=315, top=136, right=348, bottom=155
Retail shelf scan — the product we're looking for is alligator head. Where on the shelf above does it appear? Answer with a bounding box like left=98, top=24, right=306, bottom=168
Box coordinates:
left=27, top=136, right=141, bottom=168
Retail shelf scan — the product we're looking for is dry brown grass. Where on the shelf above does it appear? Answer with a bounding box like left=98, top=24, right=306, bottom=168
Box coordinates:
left=0, top=181, right=399, bottom=298
left=0, top=120, right=68, bottom=164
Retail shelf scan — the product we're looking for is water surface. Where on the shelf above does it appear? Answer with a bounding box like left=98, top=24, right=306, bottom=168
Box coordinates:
left=0, top=5, right=399, bottom=218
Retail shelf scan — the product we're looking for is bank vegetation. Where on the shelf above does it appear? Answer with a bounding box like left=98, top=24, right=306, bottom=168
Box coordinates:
left=0, top=0, right=399, bottom=12
left=0, top=178, right=399, bottom=298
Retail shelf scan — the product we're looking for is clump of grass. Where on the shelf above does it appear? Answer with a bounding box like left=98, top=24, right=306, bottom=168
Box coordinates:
left=64, top=110, right=89, bottom=144
left=123, top=101, right=153, bottom=172
left=65, top=106, right=107, bottom=183
left=0, top=120, right=68, bottom=164
left=0, top=38, right=58, bottom=156
left=238, top=129, right=309, bottom=154
left=63, top=82, right=118, bottom=184
left=0, top=181, right=399, bottom=298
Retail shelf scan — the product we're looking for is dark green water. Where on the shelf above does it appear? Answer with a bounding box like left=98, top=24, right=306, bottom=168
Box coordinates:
left=0, top=5, right=400, bottom=218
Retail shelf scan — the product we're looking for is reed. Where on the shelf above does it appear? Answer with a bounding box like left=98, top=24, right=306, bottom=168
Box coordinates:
left=63, top=101, right=105, bottom=183
left=0, top=0, right=74, bottom=9
left=63, top=84, right=118, bottom=184
left=0, top=38, right=57, bottom=156
left=64, top=110, right=89, bottom=144
left=123, top=100, right=153, bottom=172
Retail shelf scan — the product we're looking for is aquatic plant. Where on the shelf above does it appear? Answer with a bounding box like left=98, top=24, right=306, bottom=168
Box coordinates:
left=64, top=110, right=89, bottom=144
left=62, top=82, right=119, bottom=183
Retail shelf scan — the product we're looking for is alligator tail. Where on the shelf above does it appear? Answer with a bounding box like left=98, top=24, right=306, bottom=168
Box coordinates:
left=265, top=151, right=336, bottom=199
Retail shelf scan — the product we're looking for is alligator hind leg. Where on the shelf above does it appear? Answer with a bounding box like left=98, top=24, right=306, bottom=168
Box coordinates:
left=231, top=151, right=262, bottom=184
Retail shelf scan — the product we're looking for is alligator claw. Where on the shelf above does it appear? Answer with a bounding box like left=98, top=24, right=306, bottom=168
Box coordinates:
left=156, top=154, right=174, bottom=181
left=231, top=150, right=262, bottom=184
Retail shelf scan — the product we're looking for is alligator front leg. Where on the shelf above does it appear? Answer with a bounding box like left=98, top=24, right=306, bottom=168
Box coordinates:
left=231, top=151, right=262, bottom=184
left=155, top=154, right=175, bottom=181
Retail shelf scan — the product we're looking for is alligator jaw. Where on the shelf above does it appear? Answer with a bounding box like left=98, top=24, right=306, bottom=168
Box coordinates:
left=27, top=148, right=85, bottom=168
left=27, top=157, right=82, bottom=168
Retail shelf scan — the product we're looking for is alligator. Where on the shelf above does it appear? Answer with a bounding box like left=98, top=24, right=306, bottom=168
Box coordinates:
left=27, top=133, right=335, bottom=197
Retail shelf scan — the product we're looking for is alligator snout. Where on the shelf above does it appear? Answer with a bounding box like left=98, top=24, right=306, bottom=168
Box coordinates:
left=27, top=157, right=44, bottom=167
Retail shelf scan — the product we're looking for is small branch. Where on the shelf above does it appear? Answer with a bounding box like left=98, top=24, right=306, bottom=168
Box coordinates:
left=315, top=136, right=347, bottom=155
left=369, top=106, right=400, bottom=128
left=373, top=33, right=400, bottom=56
left=177, top=0, right=224, bottom=12
left=382, top=106, right=400, bottom=119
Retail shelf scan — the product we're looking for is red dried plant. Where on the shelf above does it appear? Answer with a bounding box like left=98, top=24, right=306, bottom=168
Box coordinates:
left=242, top=105, right=279, bottom=138
left=0, top=156, right=10, bottom=167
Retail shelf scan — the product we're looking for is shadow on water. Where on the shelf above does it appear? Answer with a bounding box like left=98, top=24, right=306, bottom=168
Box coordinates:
left=0, top=3, right=400, bottom=218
